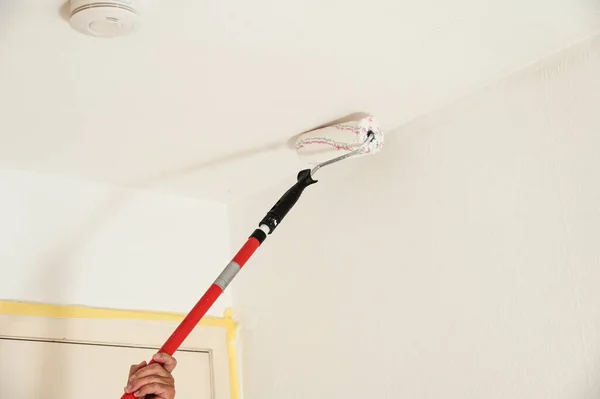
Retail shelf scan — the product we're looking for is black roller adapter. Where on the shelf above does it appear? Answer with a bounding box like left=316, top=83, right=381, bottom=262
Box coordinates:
left=258, top=169, right=318, bottom=233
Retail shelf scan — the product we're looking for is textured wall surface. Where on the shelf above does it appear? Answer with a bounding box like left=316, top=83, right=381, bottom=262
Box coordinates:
left=229, top=35, right=600, bottom=399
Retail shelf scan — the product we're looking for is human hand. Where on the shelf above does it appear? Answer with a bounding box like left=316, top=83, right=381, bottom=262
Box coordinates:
left=124, top=353, right=177, bottom=399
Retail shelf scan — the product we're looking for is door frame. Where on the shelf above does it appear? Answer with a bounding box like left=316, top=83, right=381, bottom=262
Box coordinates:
left=0, top=300, right=240, bottom=399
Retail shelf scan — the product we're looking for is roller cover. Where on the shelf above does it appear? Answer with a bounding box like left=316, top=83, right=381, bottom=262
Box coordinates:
left=295, top=115, right=384, bottom=164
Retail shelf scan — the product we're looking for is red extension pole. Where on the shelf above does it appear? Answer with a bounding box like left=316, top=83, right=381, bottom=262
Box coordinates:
left=119, top=169, right=318, bottom=399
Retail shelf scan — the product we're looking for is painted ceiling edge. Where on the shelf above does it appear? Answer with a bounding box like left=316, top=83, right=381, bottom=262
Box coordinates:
left=0, top=300, right=240, bottom=399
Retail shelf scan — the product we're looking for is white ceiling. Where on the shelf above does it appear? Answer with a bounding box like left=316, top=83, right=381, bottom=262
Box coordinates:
left=0, top=0, right=598, bottom=202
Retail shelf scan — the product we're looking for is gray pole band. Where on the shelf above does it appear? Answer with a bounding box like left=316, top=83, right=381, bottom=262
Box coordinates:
left=214, top=261, right=242, bottom=290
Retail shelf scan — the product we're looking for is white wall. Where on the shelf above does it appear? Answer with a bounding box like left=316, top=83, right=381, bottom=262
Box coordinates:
left=0, top=169, right=231, bottom=316
left=228, top=35, right=600, bottom=398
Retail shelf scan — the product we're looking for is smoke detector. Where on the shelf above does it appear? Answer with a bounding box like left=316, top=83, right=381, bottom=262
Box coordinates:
left=69, top=0, right=140, bottom=38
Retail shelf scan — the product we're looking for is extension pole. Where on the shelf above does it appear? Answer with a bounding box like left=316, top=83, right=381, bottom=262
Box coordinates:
left=119, top=169, right=317, bottom=399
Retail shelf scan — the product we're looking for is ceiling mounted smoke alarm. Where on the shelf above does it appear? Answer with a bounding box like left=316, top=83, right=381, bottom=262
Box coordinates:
left=69, top=0, right=140, bottom=38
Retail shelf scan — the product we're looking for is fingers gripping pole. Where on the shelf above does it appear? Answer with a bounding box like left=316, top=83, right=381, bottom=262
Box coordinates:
left=119, top=170, right=317, bottom=399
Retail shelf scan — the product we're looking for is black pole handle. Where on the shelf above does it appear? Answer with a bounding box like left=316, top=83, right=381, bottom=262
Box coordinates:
left=259, top=169, right=317, bottom=233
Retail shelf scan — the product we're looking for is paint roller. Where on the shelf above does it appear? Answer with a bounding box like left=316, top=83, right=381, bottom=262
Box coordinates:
left=119, top=115, right=384, bottom=399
